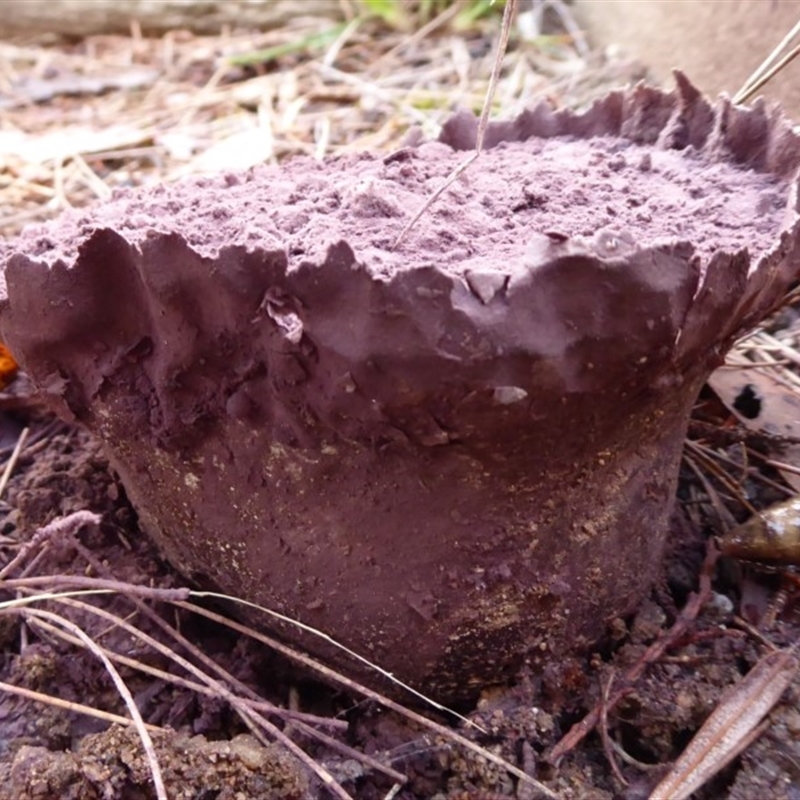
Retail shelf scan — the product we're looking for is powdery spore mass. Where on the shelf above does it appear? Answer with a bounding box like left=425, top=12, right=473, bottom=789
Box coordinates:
left=5, top=134, right=787, bottom=280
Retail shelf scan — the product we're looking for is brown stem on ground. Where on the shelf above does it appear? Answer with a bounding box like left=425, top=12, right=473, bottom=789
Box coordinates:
left=598, top=671, right=628, bottom=787
left=549, top=542, right=719, bottom=764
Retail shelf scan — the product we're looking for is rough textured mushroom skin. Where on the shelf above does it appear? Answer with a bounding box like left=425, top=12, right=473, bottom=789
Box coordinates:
left=2, top=74, right=800, bottom=700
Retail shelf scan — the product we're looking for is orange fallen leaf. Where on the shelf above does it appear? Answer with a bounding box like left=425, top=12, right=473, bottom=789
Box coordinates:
left=0, top=343, right=19, bottom=389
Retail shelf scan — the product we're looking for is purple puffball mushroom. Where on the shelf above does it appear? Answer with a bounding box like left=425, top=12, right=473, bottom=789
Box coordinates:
left=2, top=73, right=800, bottom=700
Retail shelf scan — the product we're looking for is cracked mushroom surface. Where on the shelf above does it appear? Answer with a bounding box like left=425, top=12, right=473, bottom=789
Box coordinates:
left=2, top=74, right=800, bottom=700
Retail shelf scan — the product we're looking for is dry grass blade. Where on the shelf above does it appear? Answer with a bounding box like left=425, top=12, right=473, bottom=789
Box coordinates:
left=750, top=330, right=800, bottom=372
left=734, top=17, right=800, bottom=104
left=2, top=581, right=406, bottom=793
left=3, top=589, right=356, bottom=799
left=9, top=559, right=460, bottom=752
left=390, top=149, right=477, bottom=249
left=0, top=580, right=553, bottom=796
left=57, top=605, right=358, bottom=799
left=684, top=441, right=758, bottom=511
left=0, top=678, right=163, bottom=731
left=763, top=456, right=800, bottom=477
left=177, top=597, right=558, bottom=799
left=474, top=0, right=516, bottom=153
left=6, top=605, right=168, bottom=800
left=681, top=452, right=739, bottom=530
left=725, top=345, right=800, bottom=397
left=27, top=611, right=346, bottom=729
left=1, top=574, right=187, bottom=599
left=0, top=426, right=28, bottom=502
left=191, top=590, right=480, bottom=730
left=598, top=672, right=627, bottom=787
left=745, top=42, right=800, bottom=101
left=684, top=432, right=795, bottom=499
left=650, top=648, right=800, bottom=800
left=391, top=0, right=518, bottom=249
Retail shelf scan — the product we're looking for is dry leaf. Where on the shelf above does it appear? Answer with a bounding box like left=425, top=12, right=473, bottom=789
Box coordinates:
left=650, top=648, right=799, bottom=800
left=708, top=365, right=800, bottom=491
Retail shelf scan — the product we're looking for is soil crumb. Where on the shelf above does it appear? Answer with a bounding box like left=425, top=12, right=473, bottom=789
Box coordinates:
left=1, top=727, right=308, bottom=800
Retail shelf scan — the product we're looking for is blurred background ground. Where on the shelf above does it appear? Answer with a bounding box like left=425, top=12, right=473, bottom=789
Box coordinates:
left=3, top=2, right=800, bottom=799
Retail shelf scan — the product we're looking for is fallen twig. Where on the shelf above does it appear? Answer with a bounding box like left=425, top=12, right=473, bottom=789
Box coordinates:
left=7, top=591, right=354, bottom=799
left=1, top=579, right=555, bottom=797
left=179, top=596, right=558, bottom=799
left=0, top=678, right=163, bottom=732
left=15, top=606, right=167, bottom=800
left=598, top=671, right=627, bottom=787
left=191, top=589, right=480, bottom=730
left=0, top=511, right=100, bottom=580
left=1, top=574, right=188, bottom=600
left=549, top=542, right=718, bottom=764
